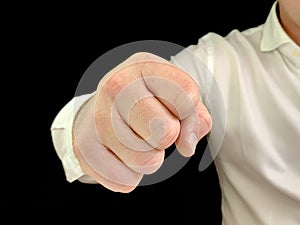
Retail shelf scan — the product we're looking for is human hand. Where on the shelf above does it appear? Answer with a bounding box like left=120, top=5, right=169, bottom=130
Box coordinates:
left=72, top=52, right=212, bottom=192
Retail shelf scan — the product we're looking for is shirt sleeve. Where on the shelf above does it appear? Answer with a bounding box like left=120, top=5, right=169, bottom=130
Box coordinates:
left=50, top=93, right=95, bottom=182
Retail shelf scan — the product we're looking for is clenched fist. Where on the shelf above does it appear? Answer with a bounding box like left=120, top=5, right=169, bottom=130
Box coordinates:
left=72, top=52, right=212, bottom=193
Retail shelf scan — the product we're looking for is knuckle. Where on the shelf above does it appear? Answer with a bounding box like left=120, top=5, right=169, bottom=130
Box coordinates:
left=165, top=119, right=181, bottom=141
left=130, top=149, right=164, bottom=167
left=102, top=74, right=127, bottom=98
left=129, top=149, right=165, bottom=174
left=200, top=112, right=213, bottom=133
left=196, top=103, right=213, bottom=132
left=158, top=118, right=180, bottom=149
left=181, top=79, right=200, bottom=105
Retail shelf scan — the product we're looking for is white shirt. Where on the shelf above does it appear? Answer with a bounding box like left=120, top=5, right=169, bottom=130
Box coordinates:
left=51, top=1, right=300, bottom=224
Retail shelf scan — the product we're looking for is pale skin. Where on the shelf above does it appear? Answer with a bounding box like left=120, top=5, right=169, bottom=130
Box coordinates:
left=72, top=0, right=300, bottom=193
left=73, top=53, right=213, bottom=192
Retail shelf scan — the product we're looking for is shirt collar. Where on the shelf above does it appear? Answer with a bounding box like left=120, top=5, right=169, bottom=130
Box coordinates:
left=260, top=1, right=296, bottom=52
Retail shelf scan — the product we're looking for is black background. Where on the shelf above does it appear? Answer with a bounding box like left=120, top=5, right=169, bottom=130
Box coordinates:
left=19, top=0, right=274, bottom=222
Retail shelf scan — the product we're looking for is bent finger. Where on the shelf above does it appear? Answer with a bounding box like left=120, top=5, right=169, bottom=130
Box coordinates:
left=175, top=101, right=212, bottom=157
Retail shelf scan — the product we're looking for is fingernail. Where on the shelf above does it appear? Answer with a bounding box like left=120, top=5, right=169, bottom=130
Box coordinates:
left=187, top=133, right=198, bottom=155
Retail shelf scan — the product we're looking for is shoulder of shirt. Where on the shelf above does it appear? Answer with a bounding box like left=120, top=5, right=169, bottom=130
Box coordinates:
left=201, top=24, right=264, bottom=43
left=198, top=24, right=264, bottom=55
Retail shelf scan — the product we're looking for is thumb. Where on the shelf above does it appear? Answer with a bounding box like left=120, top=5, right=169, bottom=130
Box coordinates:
left=175, top=101, right=212, bottom=157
